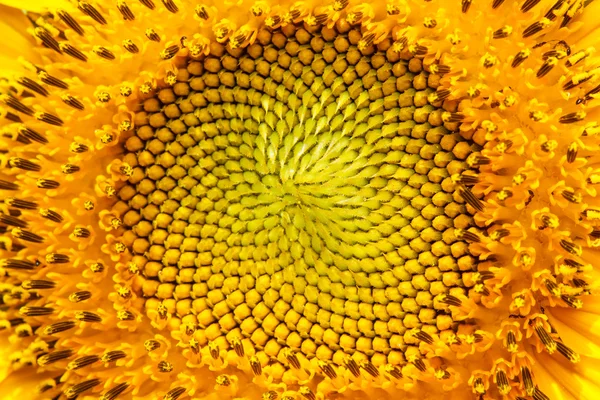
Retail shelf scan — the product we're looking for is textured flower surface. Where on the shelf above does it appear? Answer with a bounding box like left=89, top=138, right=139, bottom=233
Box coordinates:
left=2, top=0, right=600, bottom=399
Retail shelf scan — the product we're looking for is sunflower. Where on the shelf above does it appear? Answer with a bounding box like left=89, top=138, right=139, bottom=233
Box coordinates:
left=1, top=0, right=600, bottom=399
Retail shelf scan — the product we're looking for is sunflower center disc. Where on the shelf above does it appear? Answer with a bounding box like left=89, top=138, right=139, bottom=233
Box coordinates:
left=120, top=26, right=474, bottom=366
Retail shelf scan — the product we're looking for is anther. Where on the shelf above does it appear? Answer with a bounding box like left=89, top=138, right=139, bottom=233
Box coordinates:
left=561, top=295, right=582, bottom=308
left=122, top=39, right=139, bottom=53
left=139, top=0, right=155, bottom=9
left=43, top=320, right=76, bottom=335
left=61, top=164, right=80, bottom=174
left=522, top=19, right=549, bottom=38
left=117, top=310, right=135, bottom=320
left=8, top=157, right=41, bottom=172
left=441, top=294, right=462, bottom=306
left=12, top=228, right=44, bottom=243
left=35, top=112, right=64, bottom=126
left=263, top=391, right=278, bottom=400
left=64, top=378, right=101, bottom=399
left=40, top=208, right=63, bottom=223
left=101, top=350, right=126, bottom=363
left=70, top=142, right=88, bottom=153
left=100, top=382, right=129, bottom=400
left=57, top=9, right=84, bottom=35
left=45, top=253, right=70, bottom=264
left=521, top=0, right=542, bottom=12
left=144, top=339, right=160, bottom=352
left=158, top=360, right=173, bottom=372
left=38, top=71, right=68, bottom=89
left=78, top=1, right=107, bottom=24
left=556, top=341, right=580, bottom=362
left=34, top=27, right=62, bottom=54
left=69, top=291, right=92, bottom=302
left=59, top=43, right=88, bottom=61
left=299, top=387, right=316, bottom=400
left=164, top=387, right=186, bottom=400
left=0, top=180, right=19, bottom=190
left=145, top=29, right=161, bottom=42
left=16, top=77, right=49, bottom=96
left=0, top=214, right=28, bottom=228
left=0, top=259, right=36, bottom=270
left=458, top=187, right=484, bottom=212
left=361, top=361, right=380, bottom=377
left=561, top=189, right=581, bottom=203
left=195, top=5, right=209, bottom=19
left=20, top=306, right=54, bottom=316
left=61, top=95, right=85, bottom=110
left=162, top=0, right=178, bottom=12
left=249, top=355, right=262, bottom=376
left=414, top=330, right=434, bottom=344
left=37, top=349, right=73, bottom=366
left=72, top=227, right=91, bottom=238
left=68, top=355, right=100, bottom=370
left=6, top=197, right=37, bottom=209
left=117, top=1, right=135, bottom=20
left=462, top=0, right=472, bottom=12
left=560, top=110, right=586, bottom=124
left=534, top=324, right=557, bottom=353
left=160, top=45, right=180, bottom=60
left=93, top=46, right=116, bottom=60
left=230, top=336, right=244, bottom=357
left=284, top=349, right=300, bottom=369
left=1, top=94, right=34, bottom=116
left=37, top=179, right=60, bottom=189
left=537, top=57, right=557, bottom=78
left=75, top=311, right=102, bottom=322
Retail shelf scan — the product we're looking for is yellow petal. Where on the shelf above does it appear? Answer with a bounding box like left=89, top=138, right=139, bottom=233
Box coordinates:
left=0, top=5, right=36, bottom=75
left=0, top=0, right=73, bottom=12
left=535, top=351, right=600, bottom=400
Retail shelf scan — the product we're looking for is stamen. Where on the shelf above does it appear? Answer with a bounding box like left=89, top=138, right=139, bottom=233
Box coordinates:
left=61, top=164, right=80, bottom=174
left=1, top=94, right=34, bottom=116
left=462, top=0, right=472, bottom=13
left=68, top=355, right=100, bottom=370
left=19, top=125, right=48, bottom=143
left=157, top=360, right=173, bottom=372
left=559, top=111, right=586, bottom=124
left=521, top=366, right=535, bottom=395
left=556, top=341, right=580, bottom=362
left=299, top=387, right=316, bottom=400
left=160, top=45, right=180, bottom=60
left=9, top=157, right=41, bottom=172
left=122, top=39, right=139, bottom=53
left=101, top=350, right=126, bottom=363
left=12, top=228, right=44, bottom=243
left=458, top=187, right=484, bottom=211
left=17, top=77, right=49, bottom=96
left=37, top=349, right=73, bottom=366
left=145, top=29, right=161, bottom=42
left=164, top=387, right=186, bottom=400
left=144, top=339, right=160, bottom=352
left=57, top=9, right=84, bottom=35
left=93, top=46, right=116, bottom=60
left=44, top=320, right=76, bottom=335
left=59, top=43, right=88, bottom=62
left=249, top=355, right=262, bottom=375
left=40, top=208, right=63, bottom=223
left=20, top=306, right=54, bottom=316
left=64, top=378, right=101, bottom=399
left=0, top=259, right=36, bottom=270
left=100, top=382, right=129, bottom=400
left=533, top=387, right=551, bottom=400
left=38, top=71, right=69, bottom=89
left=6, top=198, right=37, bottom=209
left=46, top=253, right=70, bottom=264
left=521, top=0, right=541, bottom=12
left=522, top=19, right=549, bottom=38
left=75, top=311, right=102, bottom=322
left=117, top=1, right=135, bottom=20
left=162, top=0, right=178, bottom=13
left=34, top=27, right=62, bottom=54
left=69, top=291, right=92, bottom=302
left=0, top=214, right=28, bottom=228
left=139, top=0, right=155, bottom=9
left=78, top=1, right=107, bottom=25
left=35, top=112, right=64, bottom=126
left=37, top=179, right=60, bottom=189
left=0, top=180, right=19, bottom=190
left=361, top=361, right=380, bottom=377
